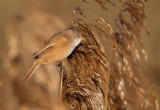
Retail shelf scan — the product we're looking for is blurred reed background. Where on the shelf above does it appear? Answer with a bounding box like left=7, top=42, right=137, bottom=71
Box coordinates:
left=0, top=0, right=159, bottom=110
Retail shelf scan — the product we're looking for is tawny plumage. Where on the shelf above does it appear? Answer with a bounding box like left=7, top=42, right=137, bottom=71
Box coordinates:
left=20, top=28, right=83, bottom=87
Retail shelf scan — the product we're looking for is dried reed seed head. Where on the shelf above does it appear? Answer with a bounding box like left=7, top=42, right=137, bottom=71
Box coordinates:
left=61, top=25, right=110, bottom=109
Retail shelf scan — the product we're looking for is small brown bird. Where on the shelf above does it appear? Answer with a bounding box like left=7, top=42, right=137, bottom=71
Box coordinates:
left=20, top=27, right=83, bottom=87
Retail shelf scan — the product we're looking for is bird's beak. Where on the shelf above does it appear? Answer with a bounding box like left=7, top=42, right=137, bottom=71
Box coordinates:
left=80, top=36, right=85, bottom=40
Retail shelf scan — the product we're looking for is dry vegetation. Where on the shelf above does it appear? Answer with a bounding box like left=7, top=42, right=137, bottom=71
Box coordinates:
left=0, top=0, right=159, bottom=110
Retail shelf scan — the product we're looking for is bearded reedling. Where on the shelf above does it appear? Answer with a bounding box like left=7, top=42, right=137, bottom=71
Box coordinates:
left=20, top=27, right=84, bottom=87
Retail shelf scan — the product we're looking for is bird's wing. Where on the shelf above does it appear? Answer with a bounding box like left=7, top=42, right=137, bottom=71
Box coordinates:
left=33, top=31, right=63, bottom=58
left=33, top=33, right=69, bottom=59
left=33, top=39, right=55, bottom=59
left=34, top=45, right=55, bottom=59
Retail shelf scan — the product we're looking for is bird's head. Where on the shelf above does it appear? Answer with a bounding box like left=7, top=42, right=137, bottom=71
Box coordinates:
left=68, top=27, right=85, bottom=41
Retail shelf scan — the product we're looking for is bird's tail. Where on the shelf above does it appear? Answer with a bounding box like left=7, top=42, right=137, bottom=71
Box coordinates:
left=20, top=60, right=41, bottom=88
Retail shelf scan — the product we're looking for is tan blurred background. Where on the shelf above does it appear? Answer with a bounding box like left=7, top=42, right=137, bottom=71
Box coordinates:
left=145, top=0, right=160, bottom=102
left=0, top=0, right=159, bottom=109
